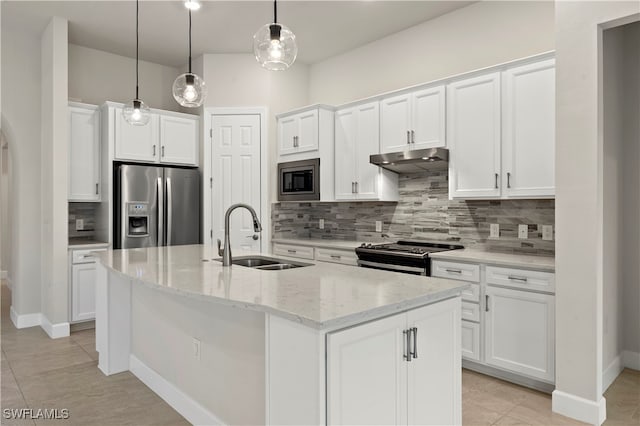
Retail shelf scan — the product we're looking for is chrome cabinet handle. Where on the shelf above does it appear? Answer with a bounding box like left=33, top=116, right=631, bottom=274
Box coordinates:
left=153, top=145, right=156, bottom=156
left=406, top=130, right=411, bottom=144
left=351, top=182, right=355, bottom=193
left=508, top=275, right=528, bottom=282
left=446, top=268, right=462, bottom=274
left=403, top=330, right=412, bottom=362
left=330, top=255, right=341, bottom=259
left=411, top=130, right=415, bottom=144
left=507, top=172, right=511, bottom=188
left=411, top=327, right=418, bottom=359
left=485, top=295, right=490, bottom=312
left=355, top=182, right=358, bottom=193
left=95, top=183, right=99, bottom=195
left=495, top=173, right=499, bottom=189
left=247, top=235, right=259, bottom=240
left=161, top=146, right=165, bottom=157
left=287, top=249, right=297, bottom=254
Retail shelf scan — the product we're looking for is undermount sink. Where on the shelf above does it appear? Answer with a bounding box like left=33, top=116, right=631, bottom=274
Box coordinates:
left=216, top=255, right=312, bottom=270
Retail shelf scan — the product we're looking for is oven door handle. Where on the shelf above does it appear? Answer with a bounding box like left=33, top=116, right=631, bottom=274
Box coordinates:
left=358, top=260, right=426, bottom=275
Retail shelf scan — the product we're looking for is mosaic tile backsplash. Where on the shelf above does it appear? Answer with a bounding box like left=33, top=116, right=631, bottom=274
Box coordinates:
left=68, top=202, right=99, bottom=239
left=272, top=171, right=555, bottom=256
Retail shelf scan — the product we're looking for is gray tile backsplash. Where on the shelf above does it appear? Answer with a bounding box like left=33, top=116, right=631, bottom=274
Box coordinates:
left=272, top=171, right=555, bottom=256
left=68, top=202, right=98, bottom=238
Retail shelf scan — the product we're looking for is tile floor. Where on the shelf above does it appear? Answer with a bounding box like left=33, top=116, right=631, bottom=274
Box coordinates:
left=1, top=282, right=638, bottom=425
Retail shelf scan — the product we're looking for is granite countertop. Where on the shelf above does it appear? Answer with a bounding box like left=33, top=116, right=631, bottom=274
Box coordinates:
left=94, top=244, right=468, bottom=331
left=68, top=238, right=110, bottom=249
left=271, top=238, right=366, bottom=250
left=429, top=249, right=555, bottom=271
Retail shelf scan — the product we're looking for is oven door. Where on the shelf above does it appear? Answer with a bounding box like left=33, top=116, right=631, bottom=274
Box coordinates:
left=278, top=159, right=320, bottom=201
left=358, top=260, right=428, bottom=276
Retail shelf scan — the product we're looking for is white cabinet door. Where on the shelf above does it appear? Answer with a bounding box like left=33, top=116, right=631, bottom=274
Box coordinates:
left=114, top=109, right=159, bottom=162
left=355, top=102, right=381, bottom=200
left=69, top=106, right=100, bottom=201
left=485, top=286, right=555, bottom=382
left=412, top=86, right=446, bottom=149
left=461, top=320, right=481, bottom=361
left=297, top=109, right=319, bottom=153
left=448, top=72, right=502, bottom=199
left=327, top=311, right=408, bottom=426
left=502, top=59, right=555, bottom=198
left=278, top=115, right=298, bottom=156
left=380, top=93, right=412, bottom=154
left=334, top=108, right=358, bottom=200
left=407, top=297, right=461, bottom=426
left=159, top=115, right=198, bottom=165
left=71, top=263, right=97, bottom=322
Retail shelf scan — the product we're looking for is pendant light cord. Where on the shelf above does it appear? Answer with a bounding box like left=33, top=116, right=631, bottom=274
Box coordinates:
left=274, top=0, right=277, bottom=23
left=135, top=0, right=140, bottom=100
left=188, top=9, right=192, bottom=74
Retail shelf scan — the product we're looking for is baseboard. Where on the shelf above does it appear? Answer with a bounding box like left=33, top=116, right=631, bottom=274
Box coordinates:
left=623, top=350, right=640, bottom=371
left=603, top=355, right=623, bottom=391
left=9, top=306, right=41, bottom=329
left=40, top=314, right=70, bottom=339
left=129, top=355, right=224, bottom=426
left=462, top=360, right=555, bottom=394
left=552, top=390, right=606, bottom=425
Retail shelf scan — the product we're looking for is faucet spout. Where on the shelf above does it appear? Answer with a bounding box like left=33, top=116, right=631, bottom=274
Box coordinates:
left=220, top=203, right=262, bottom=266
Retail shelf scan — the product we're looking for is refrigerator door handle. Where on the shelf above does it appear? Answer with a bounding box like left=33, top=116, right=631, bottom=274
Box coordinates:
left=157, top=177, right=164, bottom=246
left=166, top=177, right=172, bottom=246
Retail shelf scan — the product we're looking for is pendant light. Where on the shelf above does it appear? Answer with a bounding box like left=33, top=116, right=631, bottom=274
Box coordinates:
left=123, top=0, right=150, bottom=126
left=172, top=7, right=207, bottom=107
left=253, top=0, right=298, bottom=71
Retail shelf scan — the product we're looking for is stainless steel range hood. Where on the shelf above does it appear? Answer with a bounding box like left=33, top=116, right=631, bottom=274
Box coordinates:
left=370, top=148, right=449, bottom=173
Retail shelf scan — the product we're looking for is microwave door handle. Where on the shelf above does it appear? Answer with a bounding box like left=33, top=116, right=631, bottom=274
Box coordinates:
left=157, top=177, right=164, bottom=246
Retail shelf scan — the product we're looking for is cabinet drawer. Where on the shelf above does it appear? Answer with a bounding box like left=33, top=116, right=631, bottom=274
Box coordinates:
left=461, top=301, right=480, bottom=323
left=431, top=260, right=480, bottom=283
left=272, top=243, right=314, bottom=260
left=486, top=266, right=555, bottom=293
left=461, top=320, right=480, bottom=361
left=72, top=248, right=106, bottom=264
left=461, top=283, right=480, bottom=303
left=315, top=248, right=358, bottom=266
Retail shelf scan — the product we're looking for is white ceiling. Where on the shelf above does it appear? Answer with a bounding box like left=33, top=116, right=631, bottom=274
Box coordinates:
left=2, top=1, right=474, bottom=67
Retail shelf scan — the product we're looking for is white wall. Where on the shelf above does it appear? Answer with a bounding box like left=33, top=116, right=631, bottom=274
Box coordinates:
left=308, top=1, right=555, bottom=105
left=68, top=44, right=183, bottom=112
left=1, top=21, right=43, bottom=317
left=553, top=1, right=639, bottom=424
left=40, top=17, right=69, bottom=327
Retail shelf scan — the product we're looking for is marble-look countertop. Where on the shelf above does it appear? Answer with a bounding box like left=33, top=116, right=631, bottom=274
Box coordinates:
left=272, top=238, right=366, bottom=250
left=94, top=244, right=468, bottom=330
left=430, top=249, right=555, bottom=272
left=68, top=238, right=110, bottom=249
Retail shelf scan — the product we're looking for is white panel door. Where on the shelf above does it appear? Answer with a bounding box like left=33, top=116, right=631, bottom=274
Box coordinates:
left=407, top=297, right=461, bottom=426
left=448, top=73, right=502, bottom=199
left=502, top=59, right=555, bottom=198
left=327, top=312, right=408, bottom=426
left=334, top=108, right=358, bottom=200
left=485, top=286, right=555, bottom=382
left=297, top=109, right=319, bottom=153
left=114, top=109, right=159, bottom=162
left=69, top=106, right=100, bottom=201
left=412, top=85, right=446, bottom=149
left=159, top=115, right=198, bottom=165
left=355, top=102, right=381, bottom=200
left=211, top=115, right=262, bottom=252
left=380, top=93, right=412, bottom=153
left=278, top=115, right=298, bottom=156
left=461, top=320, right=481, bottom=361
left=71, top=263, right=97, bottom=322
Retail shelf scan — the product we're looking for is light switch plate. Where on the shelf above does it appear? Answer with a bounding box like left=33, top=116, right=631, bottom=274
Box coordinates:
left=75, top=219, right=84, bottom=231
left=518, top=224, right=528, bottom=239
left=489, top=223, right=500, bottom=239
left=319, top=219, right=324, bottom=230
left=542, top=225, right=553, bottom=241
left=375, top=221, right=382, bottom=233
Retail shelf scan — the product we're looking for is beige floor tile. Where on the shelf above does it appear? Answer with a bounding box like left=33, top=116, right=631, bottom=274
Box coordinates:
left=68, top=330, right=95, bottom=347
left=494, top=415, right=534, bottom=425
left=463, top=386, right=522, bottom=415
left=462, top=399, right=503, bottom=425
left=8, top=345, right=94, bottom=379
left=507, top=403, right=589, bottom=426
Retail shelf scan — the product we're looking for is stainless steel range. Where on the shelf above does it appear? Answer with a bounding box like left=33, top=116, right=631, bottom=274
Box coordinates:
left=356, top=241, right=464, bottom=276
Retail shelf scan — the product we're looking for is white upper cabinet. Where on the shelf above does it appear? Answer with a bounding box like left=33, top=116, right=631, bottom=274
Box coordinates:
left=159, top=115, right=198, bottom=165
left=277, top=107, right=324, bottom=158
left=380, top=85, right=446, bottom=154
left=114, top=106, right=198, bottom=166
left=448, top=72, right=502, bottom=199
left=278, top=115, right=299, bottom=156
left=502, top=59, right=555, bottom=198
left=334, top=102, right=398, bottom=201
left=69, top=103, right=101, bottom=201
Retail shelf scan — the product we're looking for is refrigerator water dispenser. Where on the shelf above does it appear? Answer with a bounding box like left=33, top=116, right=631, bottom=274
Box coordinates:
left=127, top=203, right=149, bottom=237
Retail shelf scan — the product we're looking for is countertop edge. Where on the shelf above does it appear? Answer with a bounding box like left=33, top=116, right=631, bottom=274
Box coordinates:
left=272, top=238, right=363, bottom=250
left=68, top=242, right=111, bottom=250
left=429, top=251, right=555, bottom=272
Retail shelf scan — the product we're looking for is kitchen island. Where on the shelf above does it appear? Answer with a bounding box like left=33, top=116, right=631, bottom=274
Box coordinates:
left=94, top=244, right=468, bottom=425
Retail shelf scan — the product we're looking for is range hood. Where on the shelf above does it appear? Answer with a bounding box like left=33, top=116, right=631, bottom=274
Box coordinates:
left=370, top=148, right=449, bottom=173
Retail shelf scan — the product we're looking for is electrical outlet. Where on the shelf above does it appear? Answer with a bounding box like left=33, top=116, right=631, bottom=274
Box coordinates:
left=319, top=219, right=324, bottom=230
left=75, top=219, right=84, bottom=231
left=518, top=224, right=528, bottom=239
left=375, top=221, right=382, bottom=233
left=192, top=338, right=201, bottom=361
left=542, top=225, right=553, bottom=241
left=489, top=224, right=500, bottom=239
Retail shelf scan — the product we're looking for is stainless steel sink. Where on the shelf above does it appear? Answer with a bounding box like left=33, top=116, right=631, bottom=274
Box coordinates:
left=216, top=255, right=312, bottom=270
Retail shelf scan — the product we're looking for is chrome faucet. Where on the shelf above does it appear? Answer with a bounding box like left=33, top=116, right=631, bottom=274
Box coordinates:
left=217, top=203, right=262, bottom=266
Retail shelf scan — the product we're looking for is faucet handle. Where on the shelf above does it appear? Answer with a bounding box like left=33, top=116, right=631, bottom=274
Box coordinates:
left=217, top=239, right=224, bottom=257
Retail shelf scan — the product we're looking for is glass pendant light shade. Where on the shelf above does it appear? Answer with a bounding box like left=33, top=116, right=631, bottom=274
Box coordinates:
left=173, top=72, right=207, bottom=107
left=122, top=99, right=151, bottom=126
left=253, top=23, right=297, bottom=71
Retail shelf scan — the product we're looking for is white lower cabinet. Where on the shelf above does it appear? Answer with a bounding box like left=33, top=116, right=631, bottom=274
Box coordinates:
left=461, top=321, right=480, bottom=361
left=70, top=247, right=107, bottom=323
left=327, top=297, right=461, bottom=425
left=484, top=285, right=555, bottom=382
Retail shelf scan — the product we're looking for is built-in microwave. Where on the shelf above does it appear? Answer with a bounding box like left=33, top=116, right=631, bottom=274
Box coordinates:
left=278, top=158, right=320, bottom=201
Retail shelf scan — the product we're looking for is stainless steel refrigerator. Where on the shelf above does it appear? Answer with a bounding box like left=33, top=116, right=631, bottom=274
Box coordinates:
left=114, top=164, right=200, bottom=249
